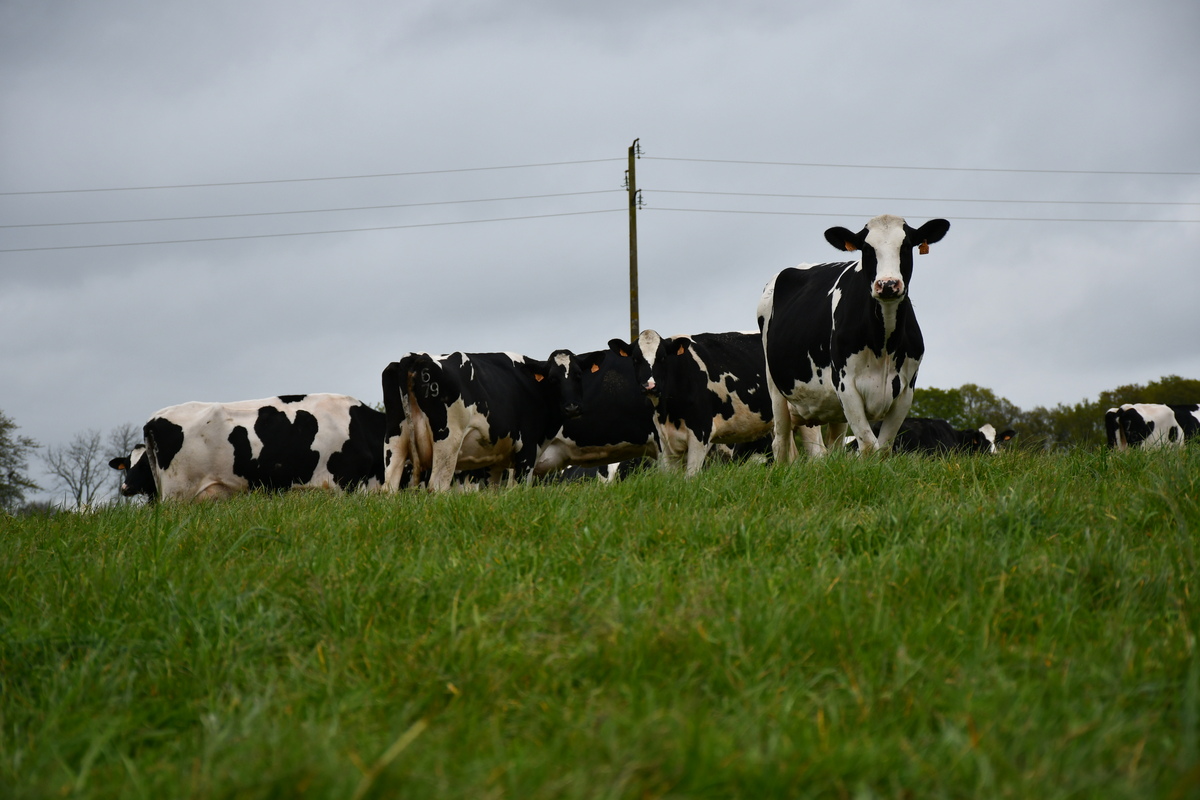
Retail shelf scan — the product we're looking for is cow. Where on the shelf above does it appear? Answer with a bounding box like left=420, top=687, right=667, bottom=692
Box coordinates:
left=108, top=394, right=386, bottom=501
left=533, top=345, right=658, bottom=478
left=758, top=214, right=950, bottom=460
left=609, top=330, right=773, bottom=475
left=847, top=417, right=1016, bottom=454
left=381, top=350, right=583, bottom=492
left=1105, top=403, right=1200, bottom=450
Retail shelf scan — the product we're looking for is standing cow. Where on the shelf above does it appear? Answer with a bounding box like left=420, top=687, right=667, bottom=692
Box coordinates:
left=534, top=345, right=658, bottom=477
left=610, top=330, right=773, bottom=475
left=1105, top=403, right=1200, bottom=450
left=109, top=394, right=386, bottom=501
left=381, top=350, right=582, bottom=492
left=758, top=214, right=950, bottom=460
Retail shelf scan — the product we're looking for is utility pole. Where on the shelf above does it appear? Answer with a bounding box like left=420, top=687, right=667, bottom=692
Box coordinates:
left=626, top=138, right=641, bottom=343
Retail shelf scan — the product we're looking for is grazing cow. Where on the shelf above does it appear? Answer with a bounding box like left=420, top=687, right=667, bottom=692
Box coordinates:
left=534, top=345, right=658, bottom=477
left=758, top=214, right=950, bottom=460
left=850, top=417, right=1016, bottom=454
left=381, top=350, right=582, bottom=492
left=1105, top=403, right=1200, bottom=450
left=108, top=394, right=386, bottom=501
left=610, top=330, right=773, bottom=475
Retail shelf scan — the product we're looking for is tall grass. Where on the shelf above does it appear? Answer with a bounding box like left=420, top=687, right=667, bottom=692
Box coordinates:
left=1, top=447, right=1197, bottom=798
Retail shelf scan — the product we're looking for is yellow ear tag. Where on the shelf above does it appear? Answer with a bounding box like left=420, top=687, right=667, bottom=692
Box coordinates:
left=677, top=344, right=686, bottom=356
left=534, top=373, right=544, bottom=382
left=619, top=349, right=628, bottom=357
left=590, top=363, right=600, bottom=373
left=845, top=242, right=857, bottom=252
left=919, top=242, right=929, bottom=255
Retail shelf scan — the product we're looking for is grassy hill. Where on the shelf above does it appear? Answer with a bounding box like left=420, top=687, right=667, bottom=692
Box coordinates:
left=2, top=447, right=1198, bottom=798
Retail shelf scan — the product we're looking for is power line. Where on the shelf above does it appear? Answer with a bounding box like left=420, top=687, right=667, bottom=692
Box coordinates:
left=648, top=207, right=1200, bottom=223
left=0, top=189, right=623, bottom=229
left=0, top=158, right=625, bottom=197
left=645, top=156, right=1200, bottom=177
left=649, top=189, right=1200, bottom=207
left=0, top=208, right=624, bottom=253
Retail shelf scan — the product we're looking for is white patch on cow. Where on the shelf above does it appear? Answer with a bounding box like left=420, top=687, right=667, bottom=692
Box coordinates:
left=978, top=423, right=998, bottom=453
left=863, top=214, right=908, bottom=297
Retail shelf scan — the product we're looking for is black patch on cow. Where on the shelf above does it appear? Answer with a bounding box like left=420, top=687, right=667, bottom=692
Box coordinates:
left=891, top=375, right=901, bottom=398
left=228, top=407, right=320, bottom=491
left=145, top=417, right=185, bottom=471
left=278, top=394, right=307, bottom=403
left=1175, top=404, right=1200, bottom=441
left=326, top=402, right=387, bottom=489
left=877, top=418, right=993, bottom=455
left=1169, top=427, right=1179, bottom=442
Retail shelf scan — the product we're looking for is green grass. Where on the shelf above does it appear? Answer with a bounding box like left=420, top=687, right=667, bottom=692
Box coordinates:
left=2, top=447, right=1199, bottom=798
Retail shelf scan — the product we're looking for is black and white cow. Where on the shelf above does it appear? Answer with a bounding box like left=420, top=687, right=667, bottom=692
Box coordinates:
left=881, top=417, right=1015, bottom=454
left=1105, top=403, right=1200, bottom=450
left=609, top=330, right=773, bottom=475
left=534, top=345, right=658, bottom=477
left=758, top=214, right=950, bottom=460
left=381, top=350, right=582, bottom=492
left=108, top=394, right=386, bottom=501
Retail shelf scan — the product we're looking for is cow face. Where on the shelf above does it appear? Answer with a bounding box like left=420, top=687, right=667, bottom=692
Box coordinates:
left=108, top=443, right=156, bottom=497
left=607, top=331, right=671, bottom=400
left=824, top=215, right=950, bottom=302
left=541, top=349, right=585, bottom=420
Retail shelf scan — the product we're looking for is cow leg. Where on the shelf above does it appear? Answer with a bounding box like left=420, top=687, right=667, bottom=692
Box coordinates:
left=770, top=387, right=797, bottom=464
left=873, top=391, right=914, bottom=453
left=798, top=425, right=826, bottom=457
left=427, top=431, right=467, bottom=492
left=823, top=422, right=848, bottom=452
left=840, top=389, right=881, bottom=453
left=685, top=433, right=711, bottom=477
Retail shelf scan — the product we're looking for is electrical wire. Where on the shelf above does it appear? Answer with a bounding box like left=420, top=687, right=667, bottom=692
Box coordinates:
left=0, top=190, right=624, bottom=229
left=648, top=189, right=1200, bottom=207
left=0, top=208, right=625, bottom=253
left=0, top=158, right=626, bottom=197
left=644, top=156, right=1200, bottom=177
left=648, top=207, right=1200, bottom=223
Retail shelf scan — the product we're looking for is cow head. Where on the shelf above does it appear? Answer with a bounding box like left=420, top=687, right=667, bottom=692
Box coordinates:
left=540, top=349, right=585, bottom=420
left=824, top=215, right=950, bottom=302
left=608, top=330, right=670, bottom=401
left=108, top=443, right=157, bottom=497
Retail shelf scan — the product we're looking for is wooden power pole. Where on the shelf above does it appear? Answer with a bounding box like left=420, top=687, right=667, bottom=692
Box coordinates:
left=627, top=139, right=641, bottom=343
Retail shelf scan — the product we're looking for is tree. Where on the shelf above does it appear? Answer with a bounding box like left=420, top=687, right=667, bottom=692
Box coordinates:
left=910, top=384, right=1022, bottom=431
left=43, top=429, right=109, bottom=508
left=0, top=410, right=40, bottom=513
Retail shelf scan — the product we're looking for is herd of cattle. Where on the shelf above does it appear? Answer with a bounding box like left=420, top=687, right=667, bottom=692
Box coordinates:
left=108, top=214, right=1200, bottom=501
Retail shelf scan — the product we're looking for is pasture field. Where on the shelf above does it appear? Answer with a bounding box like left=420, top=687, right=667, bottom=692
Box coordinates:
left=2, top=448, right=1199, bottom=799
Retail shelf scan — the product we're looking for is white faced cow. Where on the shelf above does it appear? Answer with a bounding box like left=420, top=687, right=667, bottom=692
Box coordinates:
left=108, top=394, right=386, bottom=501
left=1105, top=403, right=1200, bottom=450
left=381, top=350, right=582, bottom=492
left=758, top=214, right=950, bottom=460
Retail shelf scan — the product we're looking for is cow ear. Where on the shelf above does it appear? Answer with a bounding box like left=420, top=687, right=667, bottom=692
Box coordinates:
left=607, top=338, right=630, bottom=357
left=912, top=218, right=950, bottom=247
left=824, top=226, right=861, bottom=252
left=998, top=429, right=1016, bottom=442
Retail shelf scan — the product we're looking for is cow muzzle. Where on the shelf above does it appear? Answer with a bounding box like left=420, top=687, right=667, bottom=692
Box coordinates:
left=873, top=278, right=905, bottom=300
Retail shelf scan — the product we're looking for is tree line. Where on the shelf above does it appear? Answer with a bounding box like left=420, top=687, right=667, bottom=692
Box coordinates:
left=2, top=374, right=1197, bottom=513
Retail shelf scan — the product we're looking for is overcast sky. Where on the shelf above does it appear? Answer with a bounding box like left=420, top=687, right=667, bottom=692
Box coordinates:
left=3, top=0, right=1198, bottom=502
